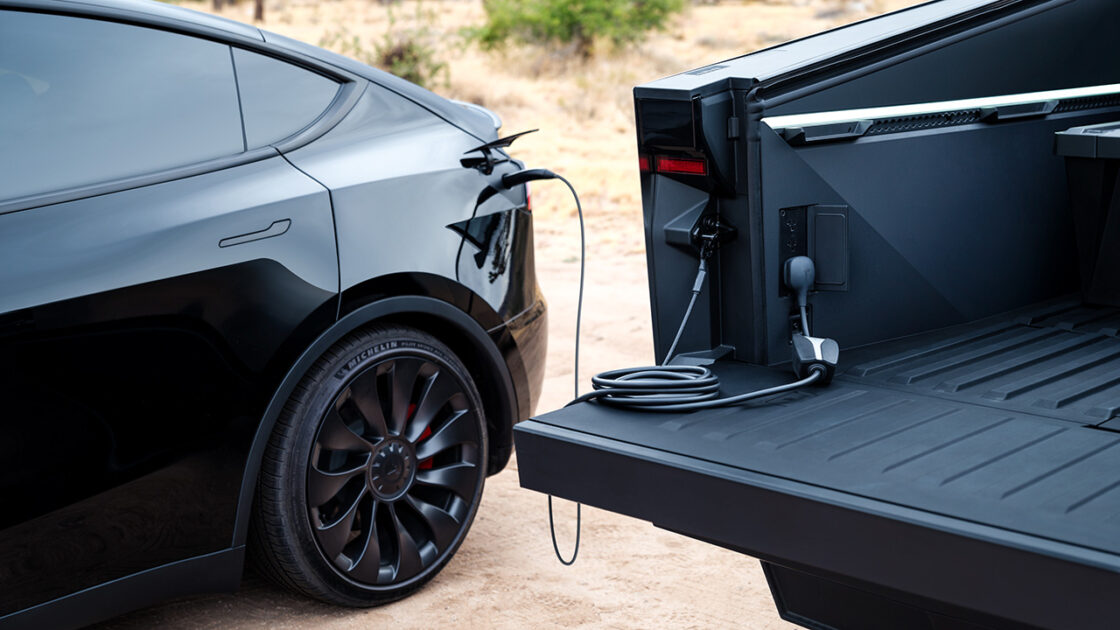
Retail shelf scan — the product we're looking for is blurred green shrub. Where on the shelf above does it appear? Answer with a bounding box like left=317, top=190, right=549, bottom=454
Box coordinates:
left=374, top=34, right=448, bottom=88
left=318, top=27, right=379, bottom=67
left=318, top=4, right=448, bottom=90
left=468, top=0, right=685, bottom=57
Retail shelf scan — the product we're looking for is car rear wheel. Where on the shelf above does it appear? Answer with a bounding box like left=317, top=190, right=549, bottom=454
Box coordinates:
left=250, top=325, right=487, bottom=606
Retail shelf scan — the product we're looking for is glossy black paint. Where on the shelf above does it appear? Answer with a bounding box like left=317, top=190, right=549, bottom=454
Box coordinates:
left=0, top=0, right=545, bottom=626
left=4, top=549, right=246, bottom=630
left=0, top=259, right=337, bottom=596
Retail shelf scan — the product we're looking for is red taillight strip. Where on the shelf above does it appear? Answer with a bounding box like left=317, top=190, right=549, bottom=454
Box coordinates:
left=655, top=156, right=707, bottom=175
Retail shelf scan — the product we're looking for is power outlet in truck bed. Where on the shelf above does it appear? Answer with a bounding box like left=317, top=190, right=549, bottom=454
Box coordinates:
left=778, top=204, right=850, bottom=296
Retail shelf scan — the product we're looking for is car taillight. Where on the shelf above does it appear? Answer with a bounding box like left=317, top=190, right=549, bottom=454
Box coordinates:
left=525, top=182, right=532, bottom=212
left=638, top=153, right=708, bottom=176
left=655, top=156, right=707, bottom=176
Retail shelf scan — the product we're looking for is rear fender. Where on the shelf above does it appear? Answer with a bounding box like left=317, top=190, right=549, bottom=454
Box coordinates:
left=231, top=295, right=515, bottom=547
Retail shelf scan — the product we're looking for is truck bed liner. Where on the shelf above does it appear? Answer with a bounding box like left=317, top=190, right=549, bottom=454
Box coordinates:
left=843, top=300, right=1120, bottom=427
left=515, top=301, right=1120, bottom=628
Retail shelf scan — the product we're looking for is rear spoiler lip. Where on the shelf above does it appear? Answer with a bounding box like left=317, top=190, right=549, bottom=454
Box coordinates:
left=451, top=99, right=503, bottom=133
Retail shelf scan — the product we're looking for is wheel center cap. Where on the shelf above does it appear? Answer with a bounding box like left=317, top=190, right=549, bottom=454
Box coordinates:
left=368, top=437, right=416, bottom=501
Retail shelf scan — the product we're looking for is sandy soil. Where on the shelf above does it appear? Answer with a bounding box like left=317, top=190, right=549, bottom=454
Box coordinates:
left=95, top=1, right=920, bottom=627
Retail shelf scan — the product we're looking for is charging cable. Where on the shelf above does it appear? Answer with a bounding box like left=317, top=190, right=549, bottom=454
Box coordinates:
left=566, top=253, right=835, bottom=412
left=499, top=167, right=839, bottom=564
left=502, top=169, right=816, bottom=414
left=501, top=168, right=583, bottom=566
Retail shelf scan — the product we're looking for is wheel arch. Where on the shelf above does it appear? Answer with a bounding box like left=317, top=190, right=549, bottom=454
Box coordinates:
left=231, top=289, right=518, bottom=548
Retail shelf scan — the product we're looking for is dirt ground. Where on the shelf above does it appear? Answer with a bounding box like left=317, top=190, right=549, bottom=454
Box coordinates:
left=96, top=0, right=921, bottom=627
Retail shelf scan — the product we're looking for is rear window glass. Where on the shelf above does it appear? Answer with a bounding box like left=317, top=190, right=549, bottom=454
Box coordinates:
left=0, top=11, right=243, bottom=201
left=232, top=48, right=341, bottom=149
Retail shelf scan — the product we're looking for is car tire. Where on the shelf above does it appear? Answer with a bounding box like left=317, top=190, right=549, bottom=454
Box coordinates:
left=249, top=324, right=488, bottom=606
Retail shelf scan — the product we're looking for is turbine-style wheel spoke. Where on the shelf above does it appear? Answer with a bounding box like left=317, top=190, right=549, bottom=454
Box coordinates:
left=348, top=501, right=386, bottom=583
left=406, top=494, right=460, bottom=551
left=348, top=372, right=390, bottom=439
left=389, top=504, right=424, bottom=581
left=318, top=407, right=373, bottom=453
left=389, top=359, right=423, bottom=434
left=315, top=487, right=366, bottom=560
left=416, top=409, right=475, bottom=460
left=302, top=339, right=487, bottom=593
left=414, top=462, right=477, bottom=500
left=308, top=456, right=369, bottom=507
left=405, top=369, right=461, bottom=442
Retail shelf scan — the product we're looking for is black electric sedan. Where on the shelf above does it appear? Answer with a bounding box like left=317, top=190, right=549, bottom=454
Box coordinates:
left=0, top=1, right=546, bottom=627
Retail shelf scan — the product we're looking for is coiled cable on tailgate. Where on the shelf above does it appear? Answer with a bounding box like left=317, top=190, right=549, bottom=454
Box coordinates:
left=565, top=256, right=823, bottom=412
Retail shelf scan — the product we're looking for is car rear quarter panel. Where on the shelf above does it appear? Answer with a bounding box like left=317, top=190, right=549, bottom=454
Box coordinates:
left=284, top=81, right=539, bottom=340
left=281, top=82, right=545, bottom=465
left=283, top=83, right=527, bottom=302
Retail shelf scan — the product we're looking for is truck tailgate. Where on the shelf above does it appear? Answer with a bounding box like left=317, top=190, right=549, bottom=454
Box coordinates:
left=514, top=359, right=1120, bottom=629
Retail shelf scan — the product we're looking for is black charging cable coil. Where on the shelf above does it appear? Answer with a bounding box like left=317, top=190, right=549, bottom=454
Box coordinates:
left=566, top=256, right=825, bottom=412
left=569, top=363, right=822, bottom=412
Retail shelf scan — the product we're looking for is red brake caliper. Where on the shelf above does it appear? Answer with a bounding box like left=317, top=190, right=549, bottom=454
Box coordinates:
left=409, top=403, right=434, bottom=470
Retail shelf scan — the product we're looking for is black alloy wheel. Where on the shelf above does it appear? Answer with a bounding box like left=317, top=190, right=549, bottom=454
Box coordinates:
left=250, top=325, right=487, bottom=606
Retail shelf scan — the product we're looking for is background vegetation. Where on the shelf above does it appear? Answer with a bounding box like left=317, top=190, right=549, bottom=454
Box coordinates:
left=468, top=0, right=686, bottom=58
left=317, top=3, right=448, bottom=89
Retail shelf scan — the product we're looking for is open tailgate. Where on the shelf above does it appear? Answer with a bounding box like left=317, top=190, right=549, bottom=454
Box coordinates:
left=515, top=361, right=1120, bottom=629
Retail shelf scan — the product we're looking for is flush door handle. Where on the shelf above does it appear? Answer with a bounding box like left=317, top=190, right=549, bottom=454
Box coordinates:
left=219, top=219, right=291, bottom=248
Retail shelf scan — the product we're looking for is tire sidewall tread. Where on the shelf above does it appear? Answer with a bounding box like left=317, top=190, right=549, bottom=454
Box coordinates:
left=250, top=324, right=487, bottom=607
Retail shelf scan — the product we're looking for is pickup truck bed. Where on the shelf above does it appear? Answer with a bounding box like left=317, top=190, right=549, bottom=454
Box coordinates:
left=515, top=300, right=1120, bottom=629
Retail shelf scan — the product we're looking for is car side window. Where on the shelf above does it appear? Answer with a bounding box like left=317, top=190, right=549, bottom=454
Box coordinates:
left=0, top=11, right=243, bottom=202
left=232, top=48, right=341, bottom=149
